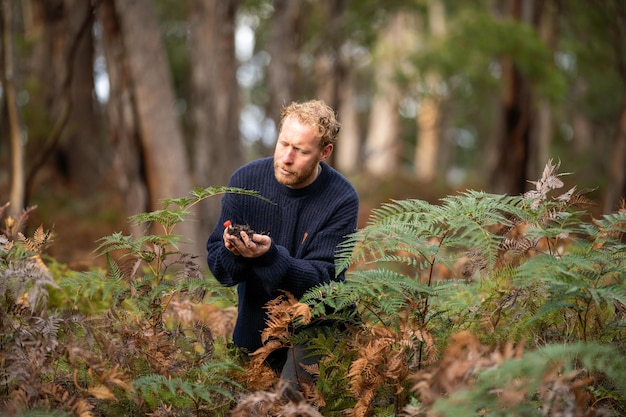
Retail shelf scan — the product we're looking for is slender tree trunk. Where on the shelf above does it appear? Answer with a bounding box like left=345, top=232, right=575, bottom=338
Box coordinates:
left=336, top=60, right=361, bottom=175
left=59, top=0, right=103, bottom=196
left=364, top=12, right=415, bottom=177
left=528, top=1, right=557, bottom=177
left=2, top=0, right=25, bottom=218
left=311, top=0, right=347, bottom=167
left=414, top=0, right=446, bottom=183
left=604, top=101, right=626, bottom=212
left=189, top=0, right=242, bottom=251
left=266, top=0, right=302, bottom=126
left=602, top=0, right=626, bottom=213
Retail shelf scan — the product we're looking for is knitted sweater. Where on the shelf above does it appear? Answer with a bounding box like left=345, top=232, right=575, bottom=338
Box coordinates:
left=206, top=157, right=359, bottom=352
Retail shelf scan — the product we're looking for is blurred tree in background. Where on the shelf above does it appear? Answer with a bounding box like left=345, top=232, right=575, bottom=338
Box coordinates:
left=1, top=0, right=625, bottom=262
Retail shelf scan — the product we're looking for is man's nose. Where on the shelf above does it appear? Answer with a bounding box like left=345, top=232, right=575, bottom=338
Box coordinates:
left=282, top=148, right=294, bottom=164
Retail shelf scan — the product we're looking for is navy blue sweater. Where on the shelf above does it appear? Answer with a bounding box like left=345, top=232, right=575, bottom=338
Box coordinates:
left=206, top=157, right=359, bottom=352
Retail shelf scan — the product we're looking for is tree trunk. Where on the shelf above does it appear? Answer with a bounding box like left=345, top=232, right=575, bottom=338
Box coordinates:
left=335, top=60, right=361, bottom=175
left=488, top=0, right=534, bottom=195
left=22, top=0, right=94, bottom=204
left=604, top=101, right=626, bottom=212
left=364, top=12, right=415, bottom=177
left=58, top=0, right=104, bottom=197
left=311, top=0, right=348, bottom=167
left=2, top=0, right=25, bottom=218
left=104, top=0, right=195, bottom=251
left=528, top=1, right=556, bottom=177
left=602, top=0, right=626, bottom=213
left=414, top=0, right=446, bottom=183
left=98, top=0, right=147, bottom=239
left=266, top=0, right=302, bottom=126
left=114, top=0, right=191, bottom=208
left=189, top=0, right=243, bottom=250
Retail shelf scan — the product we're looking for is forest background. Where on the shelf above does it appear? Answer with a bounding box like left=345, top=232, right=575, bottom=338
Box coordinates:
left=1, top=0, right=625, bottom=265
left=2, top=0, right=626, bottom=415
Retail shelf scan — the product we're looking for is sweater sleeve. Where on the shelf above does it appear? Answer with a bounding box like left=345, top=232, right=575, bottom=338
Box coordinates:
left=249, top=194, right=359, bottom=298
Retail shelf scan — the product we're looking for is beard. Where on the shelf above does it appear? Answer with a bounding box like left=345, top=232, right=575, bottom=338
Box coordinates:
left=274, top=160, right=319, bottom=188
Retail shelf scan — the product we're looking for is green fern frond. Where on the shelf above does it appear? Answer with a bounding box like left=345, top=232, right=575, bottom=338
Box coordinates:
left=166, top=185, right=274, bottom=210
left=305, top=267, right=458, bottom=329
left=338, top=192, right=525, bottom=277
left=130, top=209, right=188, bottom=230
left=134, top=360, right=244, bottom=409
left=55, top=269, right=123, bottom=313
left=93, top=232, right=138, bottom=257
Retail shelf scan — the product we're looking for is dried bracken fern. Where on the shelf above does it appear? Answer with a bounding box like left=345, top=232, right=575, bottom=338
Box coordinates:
left=406, top=331, right=625, bottom=417
left=0, top=202, right=38, bottom=240
left=410, top=331, right=502, bottom=407
left=524, top=158, right=571, bottom=208
left=231, top=383, right=325, bottom=417
left=247, top=292, right=312, bottom=370
left=1, top=206, right=133, bottom=416
left=346, top=316, right=435, bottom=417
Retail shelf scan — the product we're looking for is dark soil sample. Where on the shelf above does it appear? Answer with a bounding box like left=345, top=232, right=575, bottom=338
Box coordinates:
left=226, top=223, right=256, bottom=242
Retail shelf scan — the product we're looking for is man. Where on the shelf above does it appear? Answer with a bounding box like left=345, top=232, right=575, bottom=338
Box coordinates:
left=206, top=99, right=359, bottom=397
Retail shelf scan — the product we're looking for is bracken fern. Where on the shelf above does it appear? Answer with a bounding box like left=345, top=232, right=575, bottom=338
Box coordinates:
left=299, top=160, right=626, bottom=416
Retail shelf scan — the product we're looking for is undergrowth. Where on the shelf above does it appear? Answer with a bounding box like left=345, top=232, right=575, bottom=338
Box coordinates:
left=1, top=161, right=626, bottom=416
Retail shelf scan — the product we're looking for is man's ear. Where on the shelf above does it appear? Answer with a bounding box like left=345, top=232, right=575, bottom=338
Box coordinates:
left=320, top=144, right=333, bottom=161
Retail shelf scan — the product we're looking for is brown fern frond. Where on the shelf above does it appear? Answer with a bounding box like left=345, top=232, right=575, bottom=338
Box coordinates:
left=526, top=159, right=568, bottom=196
left=461, top=247, right=488, bottom=282
left=1, top=386, right=29, bottom=416
left=347, top=324, right=413, bottom=415
left=351, top=388, right=376, bottom=417
left=524, top=159, right=575, bottom=210
left=409, top=331, right=530, bottom=409
left=138, top=330, right=179, bottom=375
left=40, top=383, right=96, bottom=417
left=261, top=292, right=312, bottom=345
left=230, top=389, right=286, bottom=416
left=192, top=319, right=215, bottom=360
left=242, top=349, right=280, bottom=391
left=568, top=188, right=597, bottom=209
left=96, top=364, right=134, bottom=393
left=117, top=257, right=143, bottom=281
left=0, top=204, right=37, bottom=240
left=501, top=236, right=538, bottom=256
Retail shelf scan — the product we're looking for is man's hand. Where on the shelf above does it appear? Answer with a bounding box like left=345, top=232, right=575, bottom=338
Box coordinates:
left=223, top=221, right=271, bottom=258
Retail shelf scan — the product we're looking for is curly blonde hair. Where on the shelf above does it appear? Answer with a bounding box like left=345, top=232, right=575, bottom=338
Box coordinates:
left=279, top=99, right=341, bottom=148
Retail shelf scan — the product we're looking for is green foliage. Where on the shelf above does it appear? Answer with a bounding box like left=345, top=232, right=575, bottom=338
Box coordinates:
left=68, top=186, right=265, bottom=413
left=134, top=360, right=244, bottom=414
left=302, top=160, right=626, bottom=415
left=415, top=5, right=567, bottom=102
left=71, top=186, right=269, bottom=329
left=4, top=167, right=626, bottom=416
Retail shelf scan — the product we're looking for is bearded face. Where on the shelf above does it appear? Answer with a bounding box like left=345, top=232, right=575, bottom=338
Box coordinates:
left=273, top=116, right=332, bottom=189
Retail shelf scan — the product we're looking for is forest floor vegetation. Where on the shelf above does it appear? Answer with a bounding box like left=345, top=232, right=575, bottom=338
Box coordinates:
left=2, top=160, right=626, bottom=416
